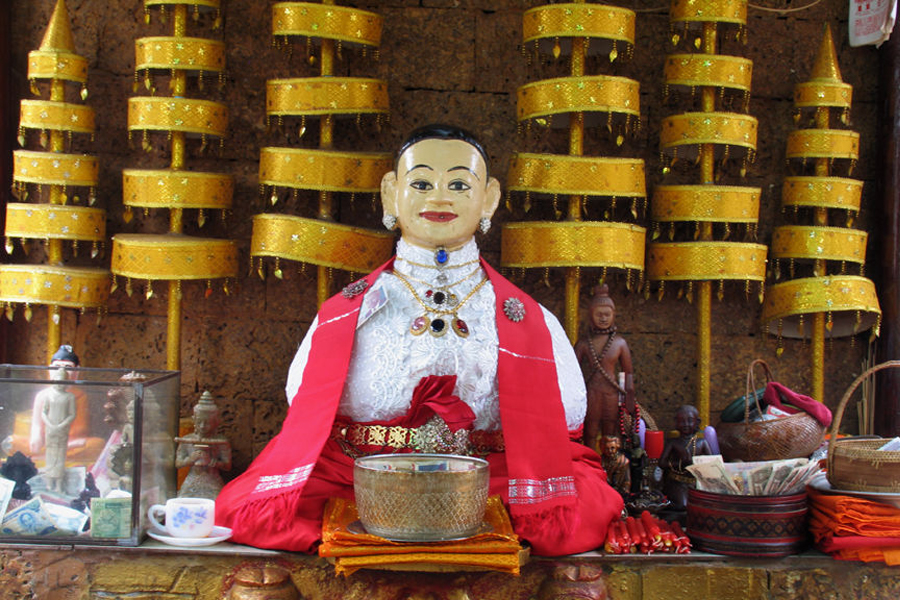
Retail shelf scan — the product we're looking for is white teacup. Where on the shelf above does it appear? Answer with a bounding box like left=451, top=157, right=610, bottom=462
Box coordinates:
left=147, top=497, right=215, bottom=538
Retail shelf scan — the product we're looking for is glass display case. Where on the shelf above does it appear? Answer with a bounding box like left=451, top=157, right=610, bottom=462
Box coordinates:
left=0, top=365, right=179, bottom=546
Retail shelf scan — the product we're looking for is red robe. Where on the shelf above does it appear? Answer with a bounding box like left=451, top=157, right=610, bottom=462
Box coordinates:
left=215, top=259, right=623, bottom=556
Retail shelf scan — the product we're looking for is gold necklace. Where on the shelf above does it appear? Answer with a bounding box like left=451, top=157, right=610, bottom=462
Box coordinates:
left=392, top=270, right=488, bottom=338
left=398, top=265, right=482, bottom=293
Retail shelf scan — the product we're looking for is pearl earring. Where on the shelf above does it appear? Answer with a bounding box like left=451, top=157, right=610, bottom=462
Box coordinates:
left=382, top=214, right=398, bottom=231
left=479, top=217, right=491, bottom=235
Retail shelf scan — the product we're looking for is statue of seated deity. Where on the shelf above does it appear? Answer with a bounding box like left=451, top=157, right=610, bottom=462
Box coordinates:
left=659, top=405, right=712, bottom=510
left=176, top=391, right=231, bottom=499
left=215, top=124, right=624, bottom=556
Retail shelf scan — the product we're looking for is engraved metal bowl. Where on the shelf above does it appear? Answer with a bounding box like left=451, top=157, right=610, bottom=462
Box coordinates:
left=353, top=453, right=490, bottom=542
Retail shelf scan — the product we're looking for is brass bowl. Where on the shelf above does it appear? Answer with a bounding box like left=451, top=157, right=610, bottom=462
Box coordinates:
left=353, top=454, right=490, bottom=542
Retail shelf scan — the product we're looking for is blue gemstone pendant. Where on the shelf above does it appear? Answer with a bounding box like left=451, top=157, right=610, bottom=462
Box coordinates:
left=434, top=247, right=449, bottom=266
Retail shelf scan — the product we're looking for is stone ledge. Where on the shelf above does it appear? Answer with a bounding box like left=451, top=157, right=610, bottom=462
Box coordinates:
left=2, top=541, right=900, bottom=599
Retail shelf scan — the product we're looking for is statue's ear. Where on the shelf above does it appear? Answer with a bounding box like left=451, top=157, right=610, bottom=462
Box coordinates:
left=381, top=170, right=399, bottom=216
left=482, top=176, right=501, bottom=221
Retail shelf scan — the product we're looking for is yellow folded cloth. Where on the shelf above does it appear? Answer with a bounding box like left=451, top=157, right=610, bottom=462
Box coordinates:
left=319, top=495, right=524, bottom=575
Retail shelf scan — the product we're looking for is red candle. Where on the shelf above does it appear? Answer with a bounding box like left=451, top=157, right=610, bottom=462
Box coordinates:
left=645, top=430, right=665, bottom=460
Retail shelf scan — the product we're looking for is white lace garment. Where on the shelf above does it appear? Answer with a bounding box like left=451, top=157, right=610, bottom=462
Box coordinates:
left=286, top=238, right=587, bottom=432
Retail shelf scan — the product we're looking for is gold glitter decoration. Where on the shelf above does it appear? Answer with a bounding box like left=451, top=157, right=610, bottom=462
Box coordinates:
left=19, top=100, right=95, bottom=134
left=123, top=170, right=233, bottom=210
left=522, top=4, right=634, bottom=55
left=13, top=149, right=99, bottom=187
left=762, top=276, right=880, bottom=338
left=782, top=176, right=862, bottom=211
left=651, top=185, right=759, bottom=223
left=517, top=76, right=640, bottom=122
left=659, top=112, right=758, bottom=157
left=0, top=265, right=109, bottom=308
left=670, top=0, right=747, bottom=25
left=507, top=153, right=645, bottom=198
left=664, top=54, right=752, bottom=93
left=501, top=222, right=645, bottom=270
left=770, top=226, right=867, bottom=264
left=145, top=0, right=219, bottom=7
left=128, top=97, right=228, bottom=137
left=111, top=234, right=238, bottom=281
left=266, top=77, right=388, bottom=117
left=785, top=129, right=859, bottom=161
left=259, top=148, right=391, bottom=193
left=5, top=203, right=105, bottom=242
left=646, top=242, right=767, bottom=282
left=135, top=36, right=225, bottom=74
left=251, top=214, right=394, bottom=273
left=272, top=3, right=382, bottom=47
left=794, top=81, right=852, bottom=110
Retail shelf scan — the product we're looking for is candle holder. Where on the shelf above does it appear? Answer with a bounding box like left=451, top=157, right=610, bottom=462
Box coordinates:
left=625, top=430, right=670, bottom=515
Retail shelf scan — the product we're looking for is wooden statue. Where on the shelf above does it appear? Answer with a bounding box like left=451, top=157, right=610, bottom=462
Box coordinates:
left=659, top=405, right=712, bottom=510
left=574, top=284, right=635, bottom=452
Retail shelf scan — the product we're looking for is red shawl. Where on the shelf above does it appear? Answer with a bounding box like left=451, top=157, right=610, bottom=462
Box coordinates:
left=217, top=258, right=577, bottom=534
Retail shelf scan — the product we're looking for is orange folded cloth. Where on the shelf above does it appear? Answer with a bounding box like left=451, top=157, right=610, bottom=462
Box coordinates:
left=808, top=486, right=900, bottom=565
left=319, top=495, right=524, bottom=575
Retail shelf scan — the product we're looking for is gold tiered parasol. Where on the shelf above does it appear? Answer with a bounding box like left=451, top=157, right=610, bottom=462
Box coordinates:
left=502, top=1, right=647, bottom=343
left=646, top=0, right=767, bottom=425
left=761, top=25, right=881, bottom=402
left=110, top=0, right=238, bottom=371
left=250, top=1, right=395, bottom=306
left=1, top=0, right=109, bottom=363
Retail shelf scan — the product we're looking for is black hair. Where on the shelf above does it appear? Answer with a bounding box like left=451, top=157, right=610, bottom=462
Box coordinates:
left=397, top=123, right=490, bottom=177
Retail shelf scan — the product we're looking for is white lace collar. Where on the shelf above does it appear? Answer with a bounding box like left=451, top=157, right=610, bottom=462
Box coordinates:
left=394, top=238, right=482, bottom=285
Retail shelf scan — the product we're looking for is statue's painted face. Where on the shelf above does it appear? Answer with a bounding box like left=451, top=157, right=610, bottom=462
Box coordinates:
left=382, top=138, right=500, bottom=250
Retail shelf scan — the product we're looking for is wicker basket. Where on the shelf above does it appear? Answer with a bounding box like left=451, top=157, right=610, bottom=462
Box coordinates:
left=826, top=360, right=900, bottom=493
left=717, top=359, right=825, bottom=462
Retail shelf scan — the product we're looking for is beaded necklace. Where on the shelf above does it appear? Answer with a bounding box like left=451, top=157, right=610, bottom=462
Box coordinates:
left=392, top=270, right=489, bottom=338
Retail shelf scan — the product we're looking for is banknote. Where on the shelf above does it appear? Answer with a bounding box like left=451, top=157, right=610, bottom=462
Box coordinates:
left=45, top=503, right=89, bottom=535
left=90, top=496, right=132, bottom=539
left=0, top=497, right=57, bottom=536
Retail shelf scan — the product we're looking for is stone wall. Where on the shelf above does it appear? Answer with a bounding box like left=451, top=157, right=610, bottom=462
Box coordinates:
left=4, top=0, right=882, bottom=475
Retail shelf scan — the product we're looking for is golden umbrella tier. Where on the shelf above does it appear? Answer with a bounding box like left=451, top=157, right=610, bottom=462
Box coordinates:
left=145, top=0, right=219, bottom=8
left=19, top=100, right=94, bottom=134
left=111, top=234, right=238, bottom=281
left=135, top=37, right=225, bottom=74
left=664, top=54, right=752, bottom=94
left=646, top=242, right=767, bottom=282
left=670, top=0, right=747, bottom=25
left=266, top=78, right=389, bottom=117
left=782, top=176, right=862, bottom=211
left=128, top=97, right=228, bottom=138
left=660, top=112, right=758, bottom=159
left=522, top=3, right=635, bottom=56
left=251, top=214, right=394, bottom=273
left=507, top=153, right=645, bottom=199
left=770, top=225, right=868, bottom=264
left=794, top=80, right=852, bottom=110
left=5, top=203, right=105, bottom=242
left=0, top=265, right=109, bottom=308
left=501, top=221, right=646, bottom=270
left=28, top=49, right=87, bottom=84
left=13, top=150, right=98, bottom=188
left=517, top=76, right=640, bottom=123
left=259, top=147, right=391, bottom=193
left=273, top=2, right=382, bottom=47
left=651, top=185, right=760, bottom=223
left=123, top=170, right=233, bottom=210
left=761, top=275, right=881, bottom=338
left=786, top=129, right=859, bottom=161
